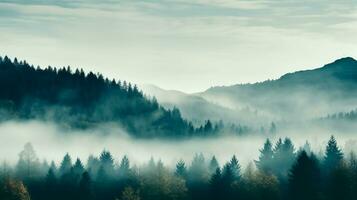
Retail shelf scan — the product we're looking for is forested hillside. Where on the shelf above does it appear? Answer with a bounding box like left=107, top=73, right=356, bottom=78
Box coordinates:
left=0, top=56, right=198, bottom=138
left=199, top=57, right=357, bottom=120
left=1, top=136, right=355, bottom=200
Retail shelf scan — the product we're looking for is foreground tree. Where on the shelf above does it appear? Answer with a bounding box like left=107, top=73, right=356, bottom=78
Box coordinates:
left=288, top=151, right=321, bottom=200
left=229, top=155, right=241, bottom=180
left=0, top=178, right=31, bottom=200
left=79, top=172, right=93, bottom=200
left=116, top=186, right=140, bottom=200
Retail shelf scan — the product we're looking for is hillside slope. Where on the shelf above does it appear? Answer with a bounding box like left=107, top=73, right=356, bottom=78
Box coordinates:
left=0, top=56, right=196, bottom=138
left=198, top=57, right=357, bottom=120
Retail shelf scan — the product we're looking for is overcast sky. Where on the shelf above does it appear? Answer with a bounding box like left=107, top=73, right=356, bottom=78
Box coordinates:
left=1, top=0, right=357, bottom=93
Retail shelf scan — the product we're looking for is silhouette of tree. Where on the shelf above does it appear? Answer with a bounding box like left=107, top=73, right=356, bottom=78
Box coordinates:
left=326, top=162, right=352, bottom=200
left=288, top=151, right=321, bottom=200
left=273, top=138, right=296, bottom=180
left=255, top=139, right=274, bottom=174
left=99, top=150, right=114, bottom=179
left=209, top=168, right=222, bottom=200
left=59, top=153, right=73, bottom=176
left=16, top=142, right=40, bottom=179
left=86, top=155, right=100, bottom=178
left=79, top=171, right=93, bottom=200
left=229, top=155, right=241, bottom=180
left=119, top=156, right=131, bottom=179
left=323, top=136, right=343, bottom=173
left=73, top=158, right=85, bottom=182
left=45, top=167, right=58, bottom=197
left=209, top=156, right=219, bottom=175
left=175, top=160, right=187, bottom=178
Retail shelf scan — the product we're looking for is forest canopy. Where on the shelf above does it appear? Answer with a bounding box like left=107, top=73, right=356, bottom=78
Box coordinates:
left=0, top=56, right=230, bottom=138
left=1, top=136, right=355, bottom=200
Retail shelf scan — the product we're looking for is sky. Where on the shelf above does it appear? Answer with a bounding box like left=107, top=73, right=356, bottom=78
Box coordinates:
left=1, top=0, right=357, bottom=93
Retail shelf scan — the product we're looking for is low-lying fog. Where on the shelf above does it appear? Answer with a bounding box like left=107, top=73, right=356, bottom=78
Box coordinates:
left=1, top=120, right=357, bottom=168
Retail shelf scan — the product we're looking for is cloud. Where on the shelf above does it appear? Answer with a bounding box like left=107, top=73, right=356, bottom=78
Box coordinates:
left=1, top=0, right=357, bottom=92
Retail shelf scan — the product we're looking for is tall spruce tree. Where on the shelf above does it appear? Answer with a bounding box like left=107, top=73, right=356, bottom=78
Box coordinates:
left=229, top=155, right=241, bottom=180
left=288, top=151, right=320, bottom=200
left=255, top=139, right=274, bottom=174
left=209, top=156, right=219, bottom=174
left=323, top=136, right=343, bottom=172
left=59, top=153, right=73, bottom=176
left=175, top=160, right=187, bottom=178
left=118, top=156, right=130, bottom=178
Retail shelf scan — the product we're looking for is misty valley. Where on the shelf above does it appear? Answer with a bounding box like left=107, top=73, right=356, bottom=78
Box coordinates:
left=1, top=55, right=357, bottom=200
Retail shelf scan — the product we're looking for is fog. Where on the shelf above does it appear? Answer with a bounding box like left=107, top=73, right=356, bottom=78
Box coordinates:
left=2, top=120, right=357, bottom=169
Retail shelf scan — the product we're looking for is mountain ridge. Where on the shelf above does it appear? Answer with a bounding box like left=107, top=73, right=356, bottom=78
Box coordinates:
left=196, top=57, right=357, bottom=121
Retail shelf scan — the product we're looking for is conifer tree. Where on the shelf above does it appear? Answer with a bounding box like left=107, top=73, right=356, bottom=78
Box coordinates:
left=79, top=171, right=93, bottom=200
left=288, top=151, right=320, bottom=200
left=59, top=153, right=73, bottom=176
left=99, top=150, right=114, bottom=176
left=255, top=139, right=274, bottom=174
left=209, top=156, right=219, bottom=174
left=73, top=158, right=85, bottom=179
left=119, top=156, right=130, bottom=178
left=324, top=136, right=343, bottom=172
left=175, top=160, right=187, bottom=178
left=229, top=155, right=241, bottom=180
left=210, top=167, right=223, bottom=199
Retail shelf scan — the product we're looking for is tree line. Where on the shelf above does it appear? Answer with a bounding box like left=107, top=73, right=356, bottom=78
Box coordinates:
left=1, top=136, right=356, bottom=200
left=0, top=56, right=259, bottom=138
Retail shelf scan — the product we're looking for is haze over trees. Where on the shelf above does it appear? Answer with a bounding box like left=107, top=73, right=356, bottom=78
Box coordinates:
left=198, top=57, right=357, bottom=121
left=1, top=136, right=357, bottom=200
left=1, top=55, right=357, bottom=200
left=0, top=56, right=256, bottom=138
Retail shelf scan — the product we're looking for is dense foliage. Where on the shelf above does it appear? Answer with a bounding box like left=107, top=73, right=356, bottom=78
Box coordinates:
left=1, top=136, right=356, bottom=200
left=0, top=56, right=212, bottom=138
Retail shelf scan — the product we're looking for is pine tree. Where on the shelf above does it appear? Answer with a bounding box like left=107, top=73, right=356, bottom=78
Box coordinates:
left=188, top=153, right=208, bottom=183
left=73, top=158, right=85, bottom=179
left=222, top=163, right=234, bottom=187
left=59, top=153, right=73, bottom=176
left=324, top=136, right=343, bottom=172
left=175, top=160, right=187, bottom=178
left=255, top=139, right=274, bottom=174
left=45, top=167, right=57, bottom=190
left=209, top=156, right=219, bottom=174
left=79, top=171, right=93, bottom=200
left=288, top=151, right=320, bottom=200
left=210, top=168, right=222, bottom=199
left=86, top=155, right=100, bottom=177
left=280, top=138, right=296, bottom=178
left=99, top=150, right=114, bottom=176
left=326, top=162, right=352, bottom=200
left=229, top=155, right=241, bottom=180
left=119, top=156, right=130, bottom=178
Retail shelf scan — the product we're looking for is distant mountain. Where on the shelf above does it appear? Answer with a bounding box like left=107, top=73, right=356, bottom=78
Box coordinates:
left=0, top=56, right=199, bottom=138
left=141, top=85, right=268, bottom=125
left=197, top=57, right=357, bottom=120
